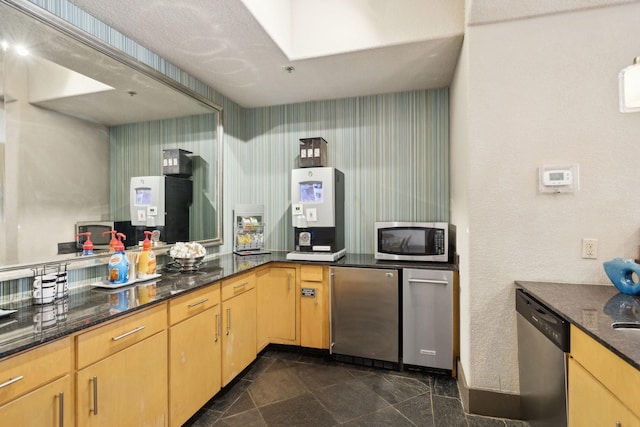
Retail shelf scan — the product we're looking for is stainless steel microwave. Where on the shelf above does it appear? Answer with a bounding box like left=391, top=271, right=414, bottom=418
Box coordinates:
left=374, top=222, right=455, bottom=262
left=76, top=221, right=114, bottom=251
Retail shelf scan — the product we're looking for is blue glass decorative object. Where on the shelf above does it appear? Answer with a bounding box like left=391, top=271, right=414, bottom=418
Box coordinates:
left=603, top=258, right=640, bottom=296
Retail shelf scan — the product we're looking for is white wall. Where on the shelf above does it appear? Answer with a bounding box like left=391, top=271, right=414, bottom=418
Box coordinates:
left=3, top=52, right=110, bottom=265
left=451, top=2, right=640, bottom=393
left=450, top=24, right=471, bottom=387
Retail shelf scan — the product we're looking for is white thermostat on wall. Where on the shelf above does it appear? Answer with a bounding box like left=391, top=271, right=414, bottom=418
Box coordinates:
left=538, top=164, right=579, bottom=193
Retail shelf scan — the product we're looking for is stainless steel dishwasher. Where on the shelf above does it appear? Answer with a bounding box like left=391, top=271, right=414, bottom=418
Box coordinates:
left=402, top=268, right=454, bottom=371
left=330, top=267, right=399, bottom=365
left=516, top=288, right=570, bottom=427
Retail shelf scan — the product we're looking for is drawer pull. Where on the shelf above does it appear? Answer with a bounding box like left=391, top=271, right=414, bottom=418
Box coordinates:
left=58, top=391, right=64, bottom=427
left=92, top=376, right=98, bottom=415
left=0, top=375, right=24, bottom=389
left=233, top=282, right=248, bottom=290
left=188, top=298, right=209, bottom=308
left=111, top=326, right=145, bottom=341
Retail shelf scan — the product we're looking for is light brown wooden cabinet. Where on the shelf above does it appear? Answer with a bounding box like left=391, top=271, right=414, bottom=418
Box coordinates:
left=75, top=305, right=168, bottom=427
left=256, top=265, right=298, bottom=351
left=221, top=272, right=257, bottom=386
left=568, top=325, right=640, bottom=427
left=0, top=337, right=73, bottom=426
left=168, top=283, right=222, bottom=427
left=0, top=374, right=72, bottom=426
left=568, top=357, right=640, bottom=427
left=299, top=265, right=329, bottom=349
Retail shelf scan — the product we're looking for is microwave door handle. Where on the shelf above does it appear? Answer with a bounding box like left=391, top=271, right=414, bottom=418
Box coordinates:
left=402, top=235, right=411, bottom=249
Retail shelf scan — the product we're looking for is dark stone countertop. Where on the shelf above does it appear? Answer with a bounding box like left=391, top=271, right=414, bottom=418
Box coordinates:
left=516, top=281, right=640, bottom=371
left=0, top=251, right=457, bottom=360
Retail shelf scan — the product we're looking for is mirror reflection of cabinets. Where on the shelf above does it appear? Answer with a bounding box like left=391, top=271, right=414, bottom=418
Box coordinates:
left=0, top=0, right=223, bottom=269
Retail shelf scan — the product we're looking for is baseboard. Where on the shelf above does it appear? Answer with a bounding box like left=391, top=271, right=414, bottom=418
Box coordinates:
left=456, top=360, right=523, bottom=420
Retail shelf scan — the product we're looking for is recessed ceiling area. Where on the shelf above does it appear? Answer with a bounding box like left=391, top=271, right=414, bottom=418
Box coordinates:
left=69, top=0, right=464, bottom=108
left=68, top=0, right=635, bottom=108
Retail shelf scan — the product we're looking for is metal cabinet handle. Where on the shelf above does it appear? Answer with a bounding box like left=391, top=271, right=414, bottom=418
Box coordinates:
left=233, top=282, right=248, bottom=290
left=188, top=298, right=209, bottom=308
left=112, top=326, right=145, bottom=341
left=616, top=422, right=621, bottom=427
left=92, top=376, right=98, bottom=415
left=408, top=278, right=449, bottom=285
left=58, top=391, right=64, bottom=427
left=215, top=312, right=220, bottom=342
left=287, top=272, right=291, bottom=292
left=226, top=307, right=231, bottom=335
left=0, top=375, right=24, bottom=389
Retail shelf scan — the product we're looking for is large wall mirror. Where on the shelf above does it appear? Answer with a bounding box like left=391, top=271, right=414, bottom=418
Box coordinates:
left=0, top=0, right=223, bottom=269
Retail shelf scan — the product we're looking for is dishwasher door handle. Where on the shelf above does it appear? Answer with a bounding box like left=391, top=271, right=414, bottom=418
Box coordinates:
left=408, top=278, right=449, bottom=286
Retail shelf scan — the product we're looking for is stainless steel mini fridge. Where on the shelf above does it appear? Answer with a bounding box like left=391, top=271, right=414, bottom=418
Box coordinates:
left=402, top=268, right=454, bottom=370
left=330, top=267, right=399, bottom=364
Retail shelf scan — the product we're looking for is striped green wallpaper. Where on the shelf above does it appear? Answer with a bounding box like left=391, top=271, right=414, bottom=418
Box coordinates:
left=109, top=113, right=220, bottom=242
left=226, top=89, right=450, bottom=254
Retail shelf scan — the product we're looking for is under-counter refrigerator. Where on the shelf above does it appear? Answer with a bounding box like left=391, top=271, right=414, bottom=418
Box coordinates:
left=403, top=268, right=454, bottom=370
left=330, top=267, right=399, bottom=364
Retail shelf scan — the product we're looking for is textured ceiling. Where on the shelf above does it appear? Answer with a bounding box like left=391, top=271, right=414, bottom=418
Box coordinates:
left=69, top=0, right=464, bottom=108
left=68, top=0, right=636, bottom=108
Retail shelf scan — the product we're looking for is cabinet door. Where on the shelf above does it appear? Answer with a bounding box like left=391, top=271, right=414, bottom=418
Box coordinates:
left=76, top=331, right=168, bottom=427
left=300, top=279, right=328, bottom=349
left=169, top=307, right=221, bottom=427
left=568, top=357, right=640, bottom=427
left=222, top=288, right=256, bottom=386
left=0, top=375, right=72, bottom=427
left=256, top=268, right=270, bottom=351
left=257, top=267, right=296, bottom=350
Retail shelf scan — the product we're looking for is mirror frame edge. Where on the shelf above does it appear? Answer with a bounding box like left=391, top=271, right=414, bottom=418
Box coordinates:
left=0, top=0, right=225, bottom=276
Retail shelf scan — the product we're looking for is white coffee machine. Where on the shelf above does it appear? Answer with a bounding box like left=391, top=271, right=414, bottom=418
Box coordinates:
left=286, top=167, right=346, bottom=261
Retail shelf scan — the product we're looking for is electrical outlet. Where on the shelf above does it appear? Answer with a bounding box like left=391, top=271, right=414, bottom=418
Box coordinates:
left=582, top=238, right=598, bottom=259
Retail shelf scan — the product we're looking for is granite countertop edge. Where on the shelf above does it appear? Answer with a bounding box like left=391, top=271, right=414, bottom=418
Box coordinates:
left=0, top=252, right=457, bottom=360
left=515, top=280, right=640, bottom=371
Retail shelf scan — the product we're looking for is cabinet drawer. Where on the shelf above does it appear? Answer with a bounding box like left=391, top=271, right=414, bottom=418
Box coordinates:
left=76, top=303, right=167, bottom=369
left=570, top=325, right=640, bottom=419
left=301, top=265, right=323, bottom=282
left=169, top=283, right=220, bottom=326
left=0, top=337, right=71, bottom=406
left=222, top=273, right=255, bottom=301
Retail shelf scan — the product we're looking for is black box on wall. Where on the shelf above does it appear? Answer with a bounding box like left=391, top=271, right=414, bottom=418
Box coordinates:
left=299, top=137, right=328, bottom=168
left=163, top=149, right=192, bottom=177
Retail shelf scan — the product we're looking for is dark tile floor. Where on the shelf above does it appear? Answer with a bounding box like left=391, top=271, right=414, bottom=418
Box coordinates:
left=184, top=348, right=530, bottom=427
